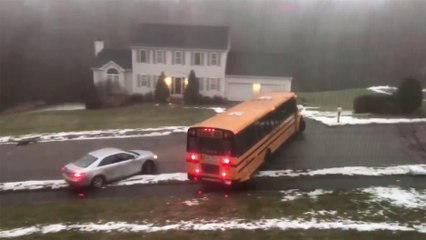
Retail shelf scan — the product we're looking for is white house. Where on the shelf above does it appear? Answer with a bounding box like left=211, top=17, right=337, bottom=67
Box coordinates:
left=92, top=24, right=292, bottom=102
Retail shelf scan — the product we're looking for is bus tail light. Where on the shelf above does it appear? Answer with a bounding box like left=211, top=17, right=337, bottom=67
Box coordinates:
left=186, top=153, right=200, bottom=163
left=221, top=157, right=232, bottom=167
left=221, top=171, right=227, bottom=178
left=194, top=168, right=201, bottom=175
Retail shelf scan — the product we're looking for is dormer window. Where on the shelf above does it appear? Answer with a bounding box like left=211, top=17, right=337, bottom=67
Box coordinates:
left=137, top=50, right=149, bottom=63
left=106, top=68, right=119, bottom=82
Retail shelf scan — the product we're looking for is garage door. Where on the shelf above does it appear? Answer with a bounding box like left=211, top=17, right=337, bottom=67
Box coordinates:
left=260, top=84, right=284, bottom=93
left=227, top=83, right=253, bottom=101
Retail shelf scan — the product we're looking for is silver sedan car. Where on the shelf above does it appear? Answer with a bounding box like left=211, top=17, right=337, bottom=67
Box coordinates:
left=61, top=148, right=157, bottom=188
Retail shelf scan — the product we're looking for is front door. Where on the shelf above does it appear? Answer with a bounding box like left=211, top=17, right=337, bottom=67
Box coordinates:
left=172, top=77, right=184, bottom=95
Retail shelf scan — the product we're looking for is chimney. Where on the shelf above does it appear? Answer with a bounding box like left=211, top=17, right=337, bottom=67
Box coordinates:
left=94, top=39, right=104, bottom=56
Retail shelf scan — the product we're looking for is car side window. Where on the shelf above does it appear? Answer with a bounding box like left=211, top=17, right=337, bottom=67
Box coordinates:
left=98, top=155, right=119, bottom=166
left=118, top=153, right=135, bottom=162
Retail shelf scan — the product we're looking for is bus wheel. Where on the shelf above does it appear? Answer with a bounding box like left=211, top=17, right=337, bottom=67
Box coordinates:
left=299, top=118, right=306, bottom=132
left=264, top=149, right=272, bottom=162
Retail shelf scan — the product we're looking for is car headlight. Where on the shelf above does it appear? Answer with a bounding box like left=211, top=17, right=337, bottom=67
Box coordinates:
left=153, top=154, right=158, bottom=160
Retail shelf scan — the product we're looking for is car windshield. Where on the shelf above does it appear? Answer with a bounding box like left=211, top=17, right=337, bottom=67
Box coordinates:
left=73, top=154, right=98, bottom=168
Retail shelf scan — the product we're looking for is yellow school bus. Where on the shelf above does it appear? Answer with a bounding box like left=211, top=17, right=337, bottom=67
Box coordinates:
left=186, top=92, right=305, bottom=185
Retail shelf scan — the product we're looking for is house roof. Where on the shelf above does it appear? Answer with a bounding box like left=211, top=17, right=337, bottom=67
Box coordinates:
left=226, top=52, right=292, bottom=78
left=94, top=49, right=132, bottom=69
left=132, top=24, right=229, bottom=50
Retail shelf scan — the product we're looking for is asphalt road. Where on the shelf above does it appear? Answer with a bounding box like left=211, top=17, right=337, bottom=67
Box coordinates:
left=1, top=119, right=425, bottom=182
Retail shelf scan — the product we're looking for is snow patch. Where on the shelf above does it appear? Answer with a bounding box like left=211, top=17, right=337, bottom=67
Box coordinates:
left=362, top=187, right=426, bottom=209
left=36, top=103, right=86, bottom=112
left=301, top=108, right=426, bottom=126
left=1, top=219, right=425, bottom=238
left=0, top=126, right=189, bottom=145
left=183, top=199, right=200, bottom=206
left=367, top=86, right=397, bottom=95
left=2, top=164, right=425, bottom=192
left=185, top=106, right=226, bottom=113
left=281, top=189, right=333, bottom=202
left=256, top=164, right=426, bottom=178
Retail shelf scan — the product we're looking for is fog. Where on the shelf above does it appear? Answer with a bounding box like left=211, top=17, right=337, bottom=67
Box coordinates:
left=1, top=0, right=425, bottom=109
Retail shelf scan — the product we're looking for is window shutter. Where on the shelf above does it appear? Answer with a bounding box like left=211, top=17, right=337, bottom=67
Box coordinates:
left=147, top=75, right=151, bottom=88
left=206, top=78, right=210, bottom=91
left=182, top=51, right=185, bottom=65
left=191, top=52, right=194, bottom=65
left=207, top=53, right=210, bottom=66
left=163, top=51, right=166, bottom=64
left=201, top=53, right=204, bottom=65
left=172, top=51, right=175, bottom=65
left=217, top=78, right=221, bottom=91
left=217, top=53, right=221, bottom=66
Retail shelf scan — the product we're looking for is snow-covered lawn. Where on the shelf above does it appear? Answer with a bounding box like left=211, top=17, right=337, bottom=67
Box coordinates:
left=0, top=126, right=188, bottom=145
left=1, top=218, right=425, bottom=238
left=1, top=185, right=426, bottom=238
left=1, top=164, right=425, bottom=192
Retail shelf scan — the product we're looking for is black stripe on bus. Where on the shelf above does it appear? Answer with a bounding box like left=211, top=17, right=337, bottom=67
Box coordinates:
left=236, top=121, right=295, bottom=173
left=235, top=118, right=296, bottom=173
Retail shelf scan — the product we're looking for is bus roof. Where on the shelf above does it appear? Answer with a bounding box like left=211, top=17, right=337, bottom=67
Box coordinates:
left=191, top=92, right=296, bottom=134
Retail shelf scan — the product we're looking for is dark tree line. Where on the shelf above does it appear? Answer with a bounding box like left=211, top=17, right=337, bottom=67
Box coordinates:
left=1, top=0, right=426, bottom=110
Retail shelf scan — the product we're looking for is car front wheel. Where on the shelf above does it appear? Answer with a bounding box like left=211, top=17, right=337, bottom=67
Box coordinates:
left=142, top=160, right=155, bottom=174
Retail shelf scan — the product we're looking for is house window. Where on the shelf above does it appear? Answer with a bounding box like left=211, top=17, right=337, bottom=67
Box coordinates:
left=106, top=68, right=119, bottom=82
left=209, top=53, right=220, bottom=66
left=191, top=52, right=204, bottom=66
left=173, top=51, right=184, bottom=65
left=208, top=78, right=221, bottom=91
left=137, top=74, right=150, bottom=88
left=137, top=50, right=149, bottom=63
left=154, top=50, right=166, bottom=64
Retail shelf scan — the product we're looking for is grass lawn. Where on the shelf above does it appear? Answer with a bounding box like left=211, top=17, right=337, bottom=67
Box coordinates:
left=297, top=88, right=372, bottom=111
left=1, top=189, right=424, bottom=232
left=0, top=103, right=216, bottom=136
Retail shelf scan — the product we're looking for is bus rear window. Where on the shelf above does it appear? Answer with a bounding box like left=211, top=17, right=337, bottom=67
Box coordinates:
left=188, top=137, right=232, bottom=156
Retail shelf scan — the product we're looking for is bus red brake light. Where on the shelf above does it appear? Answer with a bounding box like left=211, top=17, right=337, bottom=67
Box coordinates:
left=195, top=168, right=201, bottom=174
left=221, top=157, right=232, bottom=166
left=186, top=153, right=200, bottom=163
left=221, top=171, right=227, bottom=178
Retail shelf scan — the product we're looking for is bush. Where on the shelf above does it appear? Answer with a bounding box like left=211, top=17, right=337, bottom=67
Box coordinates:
left=144, top=92, right=154, bottom=102
left=196, top=95, right=227, bottom=105
left=154, top=72, right=170, bottom=103
left=183, top=70, right=201, bottom=105
left=353, top=94, right=399, bottom=114
left=212, top=95, right=227, bottom=105
left=396, top=77, right=423, bottom=114
left=85, top=80, right=102, bottom=110
left=124, top=94, right=144, bottom=105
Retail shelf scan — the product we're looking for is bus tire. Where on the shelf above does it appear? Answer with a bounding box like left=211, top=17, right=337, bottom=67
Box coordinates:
left=264, top=149, right=272, bottom=162
left=299, top=118, right=306, bottom=132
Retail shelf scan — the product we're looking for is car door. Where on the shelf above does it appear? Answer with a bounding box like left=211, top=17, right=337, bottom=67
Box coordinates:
left=97, top=154, right=121, bottom=181
left=116, top=153, right=138, bottom=177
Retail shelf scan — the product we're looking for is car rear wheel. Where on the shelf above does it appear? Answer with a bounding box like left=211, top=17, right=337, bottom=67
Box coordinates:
left=142, top=160, right=155, bottom=174
left=91, top=175, right=105, bottom=188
